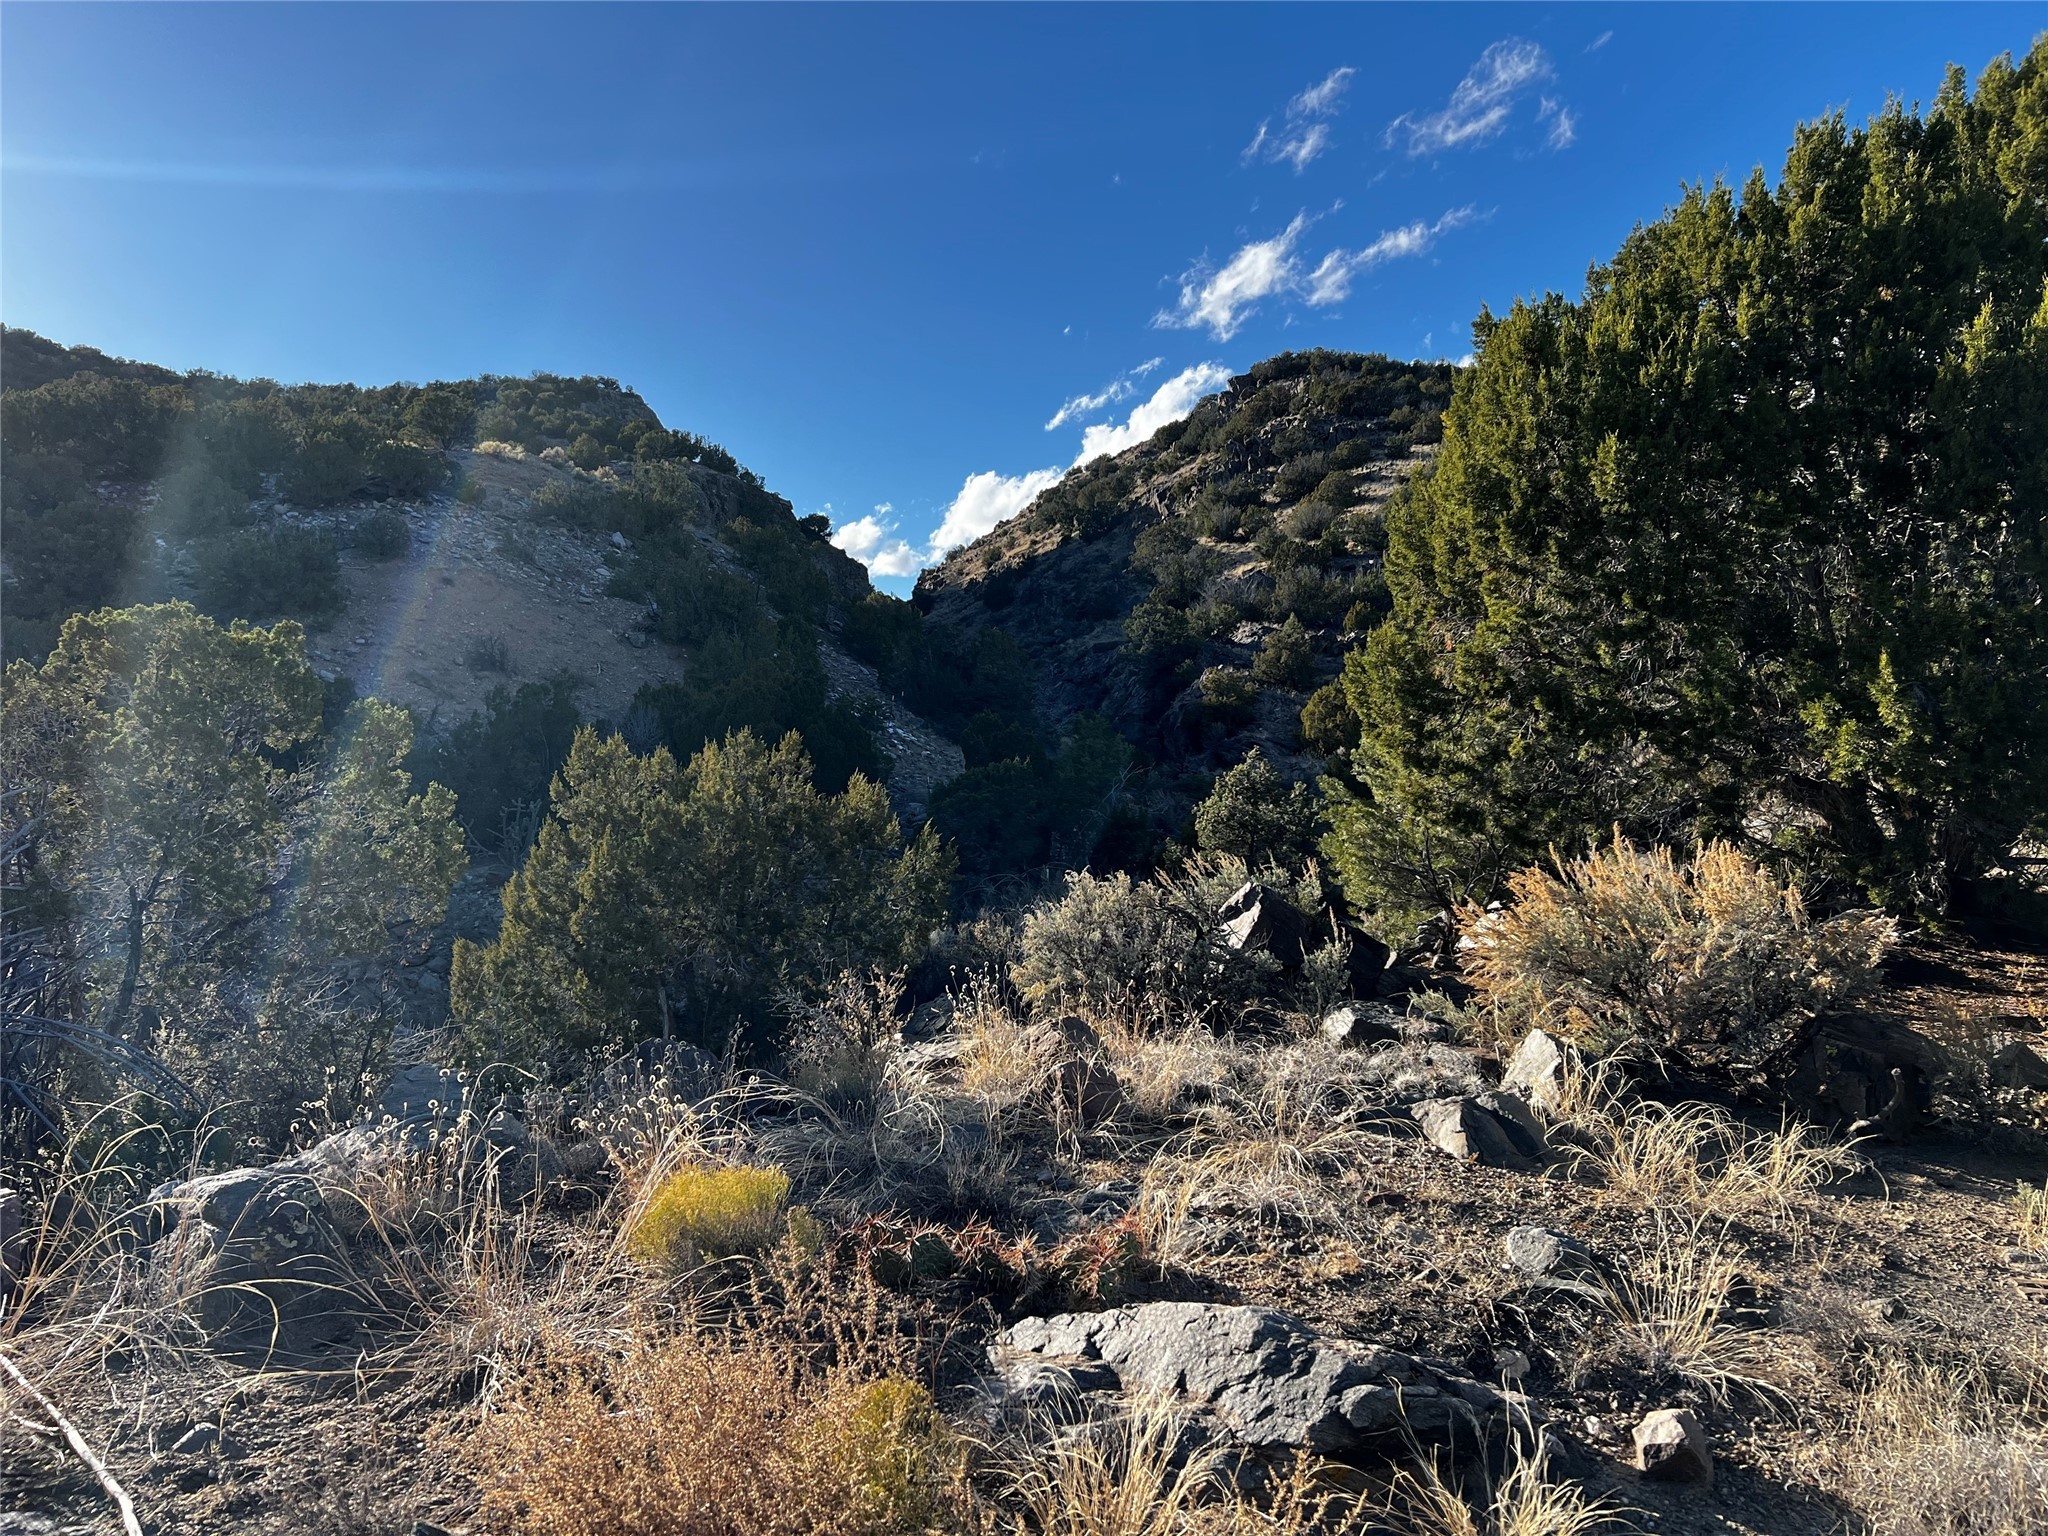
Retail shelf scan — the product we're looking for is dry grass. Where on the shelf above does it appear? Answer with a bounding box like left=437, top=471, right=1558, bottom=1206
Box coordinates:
left=1386, top=1431, right=1623, bottom=1536
left=1599, top=1215, right=1779, bottom=1403
left=1461, top=834, right=1895, bottom=1068
left=468, top=1330, right=959, bottom=1536
left=1814, top=1348, right=2048, bottom=1536
left=1553, top=1056, right=1856, bottom=1223
left=1136, top=1042, right=1378, bottom=1263
left=2015, top=1182, right=2048, bottom=1252
left=1001, top=1394, right=1332, bottom=1536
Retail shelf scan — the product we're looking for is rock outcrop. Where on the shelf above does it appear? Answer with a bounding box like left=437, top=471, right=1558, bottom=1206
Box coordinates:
left=988, top=1302, right=1511, bottom=1463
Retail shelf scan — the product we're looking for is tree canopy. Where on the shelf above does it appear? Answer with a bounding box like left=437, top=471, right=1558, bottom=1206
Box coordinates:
left=1331, top=45, right=2048, bottom=922
left=451, top=727, right=953, bottom=1069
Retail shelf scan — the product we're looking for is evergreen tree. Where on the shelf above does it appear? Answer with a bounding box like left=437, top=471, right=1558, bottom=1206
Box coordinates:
left=451, top=727, right=953, bottom=1069
left=1331, top=45, right=2048, bottom=921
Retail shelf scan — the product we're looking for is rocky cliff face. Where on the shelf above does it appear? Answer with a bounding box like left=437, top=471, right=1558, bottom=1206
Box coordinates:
left=915, top=350, right=1453, bottom=812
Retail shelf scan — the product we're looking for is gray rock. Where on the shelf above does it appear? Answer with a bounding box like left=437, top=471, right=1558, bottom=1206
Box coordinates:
left=1474, top=1090, right=1549, bottom=1161
left=990, top=1302, right=1507, bottom=1462
left=1412, top=1097, right=1536, bottom=1171
left=1633, top=1407, right=1712, bottom=1484
left=1321, top=1003, right=1402, bottom=1048
left=1503, top=1225, right=1589, bottom=1279
left=146, top=1165, right=354, bottom=1355
left=377, top=1062, right=466, bottom=1127
left=1053, top=1054, right=1125, bottom=1129
left=171, top=1423, right=246, bottom=1460
left=1501, top=1029, right=1579, bottom=1119
left=1991, top=1041, right=2048, bottom=1090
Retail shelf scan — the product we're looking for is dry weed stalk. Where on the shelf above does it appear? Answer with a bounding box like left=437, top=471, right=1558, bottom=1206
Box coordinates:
left=2015, top=1182, right=2048, bottom=1253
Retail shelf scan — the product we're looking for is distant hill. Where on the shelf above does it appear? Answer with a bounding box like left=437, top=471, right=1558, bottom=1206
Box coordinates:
left=912, top=350, right=1453, bottom=859
left=0, top=329, right=963, bottom=853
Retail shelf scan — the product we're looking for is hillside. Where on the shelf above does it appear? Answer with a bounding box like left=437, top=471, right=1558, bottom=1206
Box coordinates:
left=0, top=329, right=964, bottom=828
left=914, top=350, right=1451, bottom=856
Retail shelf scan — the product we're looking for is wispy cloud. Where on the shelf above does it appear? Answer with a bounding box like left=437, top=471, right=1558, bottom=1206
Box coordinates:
left=1243, top=65, right=1354, bottom=173
left=1386, top=39, right=1554, bottom=156
left=1075, top=362, right=1232, bottom=463
left=1586, top=30, right=1613, bottom=52
left=1044, top=357, right=1165, bottom=431
left=831, top=506, right=923, bottom=577
left=1155, top=206, right=1473, bottom=340
left=1539, top=97, right=1578, bottom=150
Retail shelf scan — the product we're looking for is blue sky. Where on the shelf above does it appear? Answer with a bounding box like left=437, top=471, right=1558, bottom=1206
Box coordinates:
left=4, top=4, right=2038, bottom=591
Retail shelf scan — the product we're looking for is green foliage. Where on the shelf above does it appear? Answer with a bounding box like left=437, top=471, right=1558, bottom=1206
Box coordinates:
left=927, top=714, right=1134, bottom=887
left=1251, top=614, right=1313, bottom=688
left=628, top=1163, right=793, bottom=1267
left=281, top=422, right=367, bottom=505
left=365, top=437, right=446, bottom=497
left=1192, top=749, right=1319, bottom=869
left=195, top=524, right=344, bottom=624
left=352, top=508, right=410, bottom=560
left=450, top=727, right=952, bottom=1068
left=411, top=675, right=583, bottom=854
left=2, top=605, right=462, bottom=1134
left=1336, top=46, right=2048, bottom=917
left=636, top=615, right=888, bottom=794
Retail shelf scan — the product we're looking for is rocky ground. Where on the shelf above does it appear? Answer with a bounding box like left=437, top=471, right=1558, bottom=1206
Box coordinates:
left=4, top=933, right=2046, bottom=1536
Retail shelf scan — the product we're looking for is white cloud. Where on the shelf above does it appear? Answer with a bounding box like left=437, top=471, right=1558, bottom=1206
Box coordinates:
left=1156, top=206, right=1473, bottom=339
left=1044, top=356, right=1168, bottom=431
left=928, top=467, right=1064, bottom=558
left=1243, top=65, right=1354, bottom=173
left=1586, top=30, right=1613, bottom=52
left=1538, top=97, right=1577, bottom=149
left=831, top=509, right=922, bottom=578
left=1290, top=65, right=1356, bottom=119
left=1154, top=212, right=1313, bottom=340
left=1075, top=362, right=1232, bottom=464
left=1387, top=39, right=1552, bottom=156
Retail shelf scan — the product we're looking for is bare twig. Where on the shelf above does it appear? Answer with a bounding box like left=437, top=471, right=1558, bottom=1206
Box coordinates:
left=0, top=1348, right=145, bottom=1536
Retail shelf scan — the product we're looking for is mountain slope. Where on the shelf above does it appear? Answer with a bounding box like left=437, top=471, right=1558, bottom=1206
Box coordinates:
left=913, top=350, right=1453, bottom=843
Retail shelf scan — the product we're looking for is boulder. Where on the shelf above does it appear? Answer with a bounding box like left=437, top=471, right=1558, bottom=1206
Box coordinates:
left=990, top=1303, right=1506, bottom=1461
left=1474, top=1090, right=1550, bottom=1161
left=1343, top=928, right=1392, bottom=994
left=1052, top=1054, right=1125, bottom=1129
left=1501, top=1029, right=1580, bottom=1120
left=1321, top=1003, right=1403, bottom=1048
left=146, top=1165, right=354, bottom=1355
left=1218, top=882, right=1312, bottom=968
left=1990, top=1041, right=2048, bottom=1091
left=1633, top=1407, right=1713, bottom=1484
left=1412, top=1097, right=1536, bottom=1172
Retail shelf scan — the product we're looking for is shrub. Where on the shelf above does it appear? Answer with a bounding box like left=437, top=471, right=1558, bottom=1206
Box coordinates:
left=1193, top=749, right=1318, bottom=869
left=352, top=507, right=409, bottom=560
left=464, top=633, right=511, bottom=673
left=1012, top=860, right=1280, bottom=1027
left=471, top=1336, right=957, bottom=1536
left=1251, top=613, right=1313, bottom=688
left=629, top=1163, right=792, bottom=1268
left=195, top=524, right=343, bottom=622
left=1460, top=835, right=1895, bottom=1072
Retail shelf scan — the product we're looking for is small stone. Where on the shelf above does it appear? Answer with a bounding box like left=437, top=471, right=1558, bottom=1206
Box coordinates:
left=1501, top=1028, right=1581, bottom=1119
left=1503, top=1225, right=1587, bottom=1278
left=1633, top=1407, right=1713, bottom=1484
left=1412, top=1097, right=1534, bottom=1171
left=1321, top=1003, right=1401, bottom=1047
